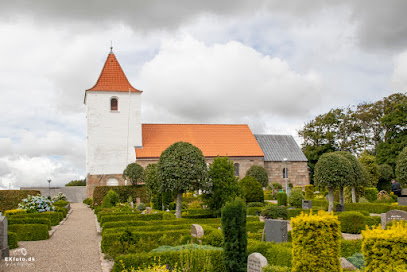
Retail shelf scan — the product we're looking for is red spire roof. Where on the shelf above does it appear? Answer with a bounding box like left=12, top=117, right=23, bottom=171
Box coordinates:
left=87, top=51, right=142, bottom=93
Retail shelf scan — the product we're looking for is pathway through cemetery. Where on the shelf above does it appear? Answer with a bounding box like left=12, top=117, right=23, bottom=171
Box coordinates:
left=3, top=203, right=101, bottom=272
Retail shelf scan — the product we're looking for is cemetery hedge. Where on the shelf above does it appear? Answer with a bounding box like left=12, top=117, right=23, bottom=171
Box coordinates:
left=8, top=231, right=18, bottom=249
left=9, top=211, right=63, bottom=226
left=0, top=190, right=41, bottom=213
left=8, top=224, right=49, bottom=241
left=262, top=265, right=291, bottom=272
left=8, top=217, right=52, bottom=230
left=277, top=192, right=287, bottom=206
left=337, top=211, right=367, bottom=234
left=93, top=185, right=148, bottom=205
left=100, top=212, right=175, bottom=227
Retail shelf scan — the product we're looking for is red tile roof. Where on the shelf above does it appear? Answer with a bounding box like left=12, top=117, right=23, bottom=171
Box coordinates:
left=87, top=51, right=142, bottom=93
left=136, top=124, right=264, bottom=159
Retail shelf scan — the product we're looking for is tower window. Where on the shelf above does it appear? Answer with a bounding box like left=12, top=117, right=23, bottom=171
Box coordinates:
left=283, top=168, right=288, bottom=178
left=111, top=97, right=118, bottom=111
left=234, top=163, right=240, bottom=176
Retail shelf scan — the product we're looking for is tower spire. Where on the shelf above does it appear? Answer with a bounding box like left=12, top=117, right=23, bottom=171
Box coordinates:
left=110, top=40, right=113, bottom=54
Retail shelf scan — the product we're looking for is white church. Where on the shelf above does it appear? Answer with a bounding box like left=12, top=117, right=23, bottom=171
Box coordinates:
left=84, top=49, right=309, bottom=198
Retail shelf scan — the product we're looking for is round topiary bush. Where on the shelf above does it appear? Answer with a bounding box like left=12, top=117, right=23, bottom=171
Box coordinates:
left=246, top=165, right=269, bottom=187
left=238, top=176, right=264, bottom=203
left=277, top=192, right=288, bottom=206
left=288, top=189, right=304, bottom=208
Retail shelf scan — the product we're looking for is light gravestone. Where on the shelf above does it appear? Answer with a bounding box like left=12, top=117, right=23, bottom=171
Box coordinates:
left=136, top=198, right=141, bottom=205
left=381, top=210, right=407, bottom=229
left=247, top=253, right=268, bottom=272
left=264, top=219, right=288, bottom=243
left=302, top=200, right=312, bottom=210
left=0, top=215, right=9, bottom=259
left=191, top=224, right=204, bottom=239
left=398, top=196, right=407, bottom=206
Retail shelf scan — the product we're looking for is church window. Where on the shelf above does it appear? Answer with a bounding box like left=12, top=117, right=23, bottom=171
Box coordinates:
left=283, top=168, right=288, bottom=178
left=106, top=177, right=119, bottom=186
left=111, top=97, right=118, bottom=111
left=234, top=163, right=240, bottom=176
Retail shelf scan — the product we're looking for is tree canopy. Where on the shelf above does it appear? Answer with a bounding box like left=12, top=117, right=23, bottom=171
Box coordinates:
left=245, top=165, right=269, bottom=187
left=358, top=152, right=379, bottom=187
left=65, top=179, right=86, bottom=186
left=123, top=163, right=144, bottom=186
left=396, top=147, right=407, bottom=186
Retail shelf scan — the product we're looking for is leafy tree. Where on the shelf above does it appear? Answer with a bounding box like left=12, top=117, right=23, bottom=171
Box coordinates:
left=288, top=188, right=304, bottom=208
left=221, top=198, right=247, bottom=272
left=238, top=176, right=264, bottom=203
left=144, top=163, right=159, bottom=200
left=158, top=142, right=208, bottom=218
left=202, top=157, right=239, bottom=216
left=123, top=163, right=144, bottom=186
left=377, top=164, right=394, bottom=192
left=245, top=165, right=269, bottom=187
left=65, top=179, right=86, bottom=186
left=396, top=147, right=407, bottom=186
left=314, top=152, right=353, bottom=212
left=358, top=152, right=379, bottom=187
left=336, top=151, right=366, bottom=203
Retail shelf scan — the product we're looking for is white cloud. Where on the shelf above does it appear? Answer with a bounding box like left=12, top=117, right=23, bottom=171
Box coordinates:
left=391, top=50, right=407, bottom=92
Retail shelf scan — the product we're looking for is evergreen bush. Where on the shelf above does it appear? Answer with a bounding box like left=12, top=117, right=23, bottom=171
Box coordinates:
left=304, top=185, right=314, bottom=199
left=287, top=189, right=304, bottom=208
left=364, top=187, right=379, bottom=202
left=337, top=211, right=366, bottom=234
left=102, top=190, right=120, bottom=208
left=246, top=165, right=269, bottom=187
left=277, top=192, right=287, bottom=206
left=93, top=186, right=147, bottom=206
left=238, top=176, right=264, bottom=203
left=8, top=224, right=49, bottom=241
left=221, top=198, right=247, bottom=272
left=261, top=205, right=288, bottom=220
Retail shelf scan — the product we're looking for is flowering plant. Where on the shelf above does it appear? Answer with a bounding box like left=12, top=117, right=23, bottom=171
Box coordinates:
left=18, top=195, right=55, bottom=213
left=52, top=192, right=67, bottom=202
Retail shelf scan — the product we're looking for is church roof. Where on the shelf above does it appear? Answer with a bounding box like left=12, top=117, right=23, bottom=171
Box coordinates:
left=136, top=124, right=264, bottom=159
left=254, top=134, right=308, bottom=162
left=86, top=50, right=142, bottom=93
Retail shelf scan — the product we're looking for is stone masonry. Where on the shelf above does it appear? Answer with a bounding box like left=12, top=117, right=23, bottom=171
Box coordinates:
left=264, top=161, right=309, bottom=188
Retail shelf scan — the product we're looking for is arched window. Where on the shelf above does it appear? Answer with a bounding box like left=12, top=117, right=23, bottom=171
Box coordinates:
left=234, top=163, right=240, bottom=176
left=111, top=97, right=118, bottom=111
left=283, top=168, right=288, bottom=178
left=106, top=177, right=119, bottom=186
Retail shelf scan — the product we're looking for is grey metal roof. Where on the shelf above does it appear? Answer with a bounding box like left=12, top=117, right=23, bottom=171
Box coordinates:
left=254, top=134, right=308, bottom=162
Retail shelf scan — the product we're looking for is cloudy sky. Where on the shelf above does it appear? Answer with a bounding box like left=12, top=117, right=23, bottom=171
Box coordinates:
left=1, top=0, right=406, bottom=188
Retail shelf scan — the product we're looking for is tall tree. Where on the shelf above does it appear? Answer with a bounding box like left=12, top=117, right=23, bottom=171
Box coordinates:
left=337, top=151, right=366, bottom=203
left=158, top=142, right=208, bottom=218
left=396, top=147, right=407, bottom=186
left=144, top=163, right=159, bottom=200
left=314, top=152, right=353, bottom=212
left=202, top=157, right=239, bottom=216
left=358, top=152, right=380, bottom=187
left=123, top=163, right=144, bottom=185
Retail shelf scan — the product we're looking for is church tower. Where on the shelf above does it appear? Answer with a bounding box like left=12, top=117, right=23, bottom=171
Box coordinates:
left=84, top=49, right=142, bottom=197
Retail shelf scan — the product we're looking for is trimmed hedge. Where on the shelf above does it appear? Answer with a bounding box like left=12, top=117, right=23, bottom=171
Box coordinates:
left=113, top=248, right=225, bottom=272
left=362, top=222, right=407, bottom=271
left=54, top=206, right=68, bottom=218
left=291, top=211, right=341, bottom=272
left=345, top=202, right=407, bottom=214
left=247, top=240, right=292, bottom=267
left=0, top=190, right=41, bottom=213
left=93, top=185, right=148, bottom=205
left=4, top=209, right=27, bottom=216
left=338, top=211, right=366, bottom=234
left=247, top=207, right=263, bottom=216
left=263, top=265, right=291, bottom=272
left=97, top=210, right=140, bottom=222
left=9, top=212, right=63, bottom=226
left=53, top=200, right=69, bottom=207
left=100, top=212, right=175, bottom=227
left=183, top=208, right=215, bottom=219
left=364, top=187, right=379, bottom=202
left=9, top=224, right=49, bottom=241
left=8, top=217, right=52, bottom=230
left=341, top=239, right=363, bottom=258
left=277, top=192, right=287, bottom=206
left=304, top=185, right=314, bottom=200
left=8, top=231, right=18, bottom=249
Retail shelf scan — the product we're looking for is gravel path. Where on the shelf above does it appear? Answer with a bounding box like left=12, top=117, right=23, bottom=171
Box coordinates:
left=2, top=203, right=101, bottom=272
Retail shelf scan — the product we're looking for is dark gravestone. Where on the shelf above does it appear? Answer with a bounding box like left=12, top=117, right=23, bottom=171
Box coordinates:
left=0, top=215, right=9, bottom=259
left=335, top=204, right=345, bottom=212
left=247, top=252, right=268, bottom=272
left=398, top=196, right=407, bottom=206
left=302, top=200, right=312, bottom=210
left=381, top=210, right=407, bottom=229
left=264, top=219, right=288, bottom=243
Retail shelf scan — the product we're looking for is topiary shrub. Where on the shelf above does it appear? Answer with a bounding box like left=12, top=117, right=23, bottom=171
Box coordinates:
left=338, top=211, right=366, bottom=234
left=288, top=189, right=304, bottom=208
left=362, top=221, right=407, bottom=271
left=246, top=165, right=269, bottom=187
left=8, top=224, right=49, bottom=241
left=291, top=210, right=341, bottom=272
left=221, top=198, right=247, bottom=272
left=8, top=231, right=18, bottom=249
left=304, top=185, right=314, bottom=199
left=365, top=187, right=379, bottom=202
left=261, top=205, right=288, bottom=220
left=277, top=192, right=287, bottom=206
left=102, top=190, right=120, bottom=208
left=238, top=176, right=264, bottom=203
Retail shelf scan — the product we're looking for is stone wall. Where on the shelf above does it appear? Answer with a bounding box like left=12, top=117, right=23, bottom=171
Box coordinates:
left=20, top=186, right=87, bottom=203
left=264, top=161, right=309, bottom=188
left=86, top=173, right=127, bottom=198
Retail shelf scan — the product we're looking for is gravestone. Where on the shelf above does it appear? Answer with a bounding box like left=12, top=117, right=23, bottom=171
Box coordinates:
left=381, top=209, right=407, bottom=229
left=145, top=207, right=152, bottom=214
left=335, top=204, right=345, bottom=212
left=191, top=224, right=204, bottom=238
left=130, top=201, right=134, bottom=209
left=0, top=215, right=9, bottom=259
left=136, top=198, right=141, bottom=205
left=247, top=252, right=268, bottom=272
left=402, top=188, right=407, bottom=196
left=264, top=219, right=288, bottom=243
left=398, top=196, right=407, bottom=206
left=302, top=200, right=312, bottom=210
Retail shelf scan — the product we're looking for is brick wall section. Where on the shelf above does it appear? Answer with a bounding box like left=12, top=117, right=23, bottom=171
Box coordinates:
left=264, top=161, right=310, bottom=188
left=86, top=173, right=126, bottom=198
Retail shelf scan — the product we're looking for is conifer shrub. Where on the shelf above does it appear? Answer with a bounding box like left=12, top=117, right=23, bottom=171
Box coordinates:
left=287, top=189, right=304, bottom=208
left=291, top=210, right=341, bottom=272
left=8, top=224, right=49, bottom=241
left=364, top=187, right=379, bottom=202
left=8, top=231, right=18, bottom=249
left=337, top=211, right=366, bottom=234
left=238, top=176, right=264, bottom=203
left=221, top=198, right=247, bottom=272
left=362, top=221, right=407, bottom=271
left=277, top=192, right=287, bottom=206
left=261, top=205, right=288, bottom=220
left=304, top=185, right=314, bottom=199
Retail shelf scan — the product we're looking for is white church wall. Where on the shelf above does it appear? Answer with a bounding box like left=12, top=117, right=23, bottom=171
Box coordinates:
left=85, top=91, right=142, bottom=175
